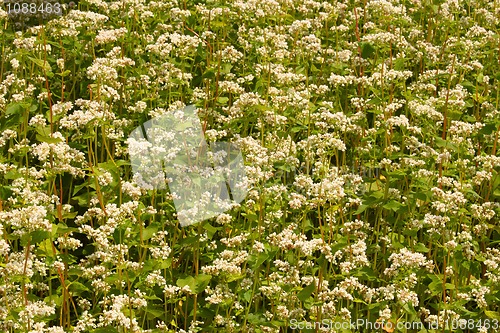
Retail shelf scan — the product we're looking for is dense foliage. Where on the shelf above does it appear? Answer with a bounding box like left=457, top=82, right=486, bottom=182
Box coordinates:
left=0, top=0, right=499, bottom=332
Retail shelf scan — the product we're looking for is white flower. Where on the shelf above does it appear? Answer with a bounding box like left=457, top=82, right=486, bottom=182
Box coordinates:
left=10, top=58, right=20, bottom=69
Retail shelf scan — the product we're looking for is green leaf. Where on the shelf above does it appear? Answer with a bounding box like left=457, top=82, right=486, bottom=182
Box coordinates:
left=72, top=181, right=90, bottom=196
left=59, top=70, right=72, bottom=77
left=354, top=204, right=368, bottom=215
left=361, top=42, right=376, bottom=59
left=243, top=290, right=252, bottom=303
left=39, top=239, right=56, bottom=256
left=369, top=190, right=384, bottom=200
left=194, top=274, right=212, bottom=293
left=30, top=230, right=51, bottom=243
left=394, top=57, right=405, bottom=70
left=297, top=283, right=315, bottom=302
left=252, top=252, right=270, bottom=270
left=145, top=305, right=165, bottom=319
left=414, top=243, right=429, bottom=253
left=176, top=274, right=211, bottom=294
left=352, top=266, right=379, bottom=282
left=36, top=125, right=53, bottom=137
left=44, top=295, right=63, bottom=307
left=202, top=68, right=215, bottom=79
left=475, top=254, right=486, bottom=262
left=383, top=200, right=404, bottom=212
left=353, top=298, right=368, bottom=305
left=4, top=170, right=21, bottom=180
left=142, top=224, right=159, bottom=240
left=413, top=192, right=427, bottom=201
left=221, top=63, right=232, bottom=74
left=387, top=169, right=407, bottom=179
left=434, top=137, right=457, bottom=151
left=68, top=281, right=90, bottom=294
left=6, top=103, right=23, bottom=116
left=226, top=273, right=243, bottom=282
left=55, top=223, right=78, bottom=234
left=290, top=125, right=307, bottom=133
left=143, top=259, right=160, bottom=271
left=0, top=186, right=13, bottom=200
left=461, top=80, right=475, bottom=93
left=479, top=123, right=497, bottom=135
left=203, top=223, right=220, bottom=239
left=484, top=310, right=500, bottom=320
left=72, top=192, right=91, bottom=207
left=247, top=313, right=267, bottom=325
left=36, top=134, right=63, bottom=144
left=62, top=211, right=78, bottom=220
left=216, top=96, right=229, bottom=105
left=1, top=112, right=21, bottom=131
left=428, top=280, right=442, bottom=295
left=275, top=163, right=291, bottom=172
left=27, top=56, right=52, bottom=72
left=402, top=303, right=418, bottom=316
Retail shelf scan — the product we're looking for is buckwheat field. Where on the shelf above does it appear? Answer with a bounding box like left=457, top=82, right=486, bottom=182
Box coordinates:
left=0, top=0, right=499, bottom=332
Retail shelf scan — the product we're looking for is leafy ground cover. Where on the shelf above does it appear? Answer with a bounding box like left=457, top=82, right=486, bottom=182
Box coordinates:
left=0, top=0, right=499, bottom=332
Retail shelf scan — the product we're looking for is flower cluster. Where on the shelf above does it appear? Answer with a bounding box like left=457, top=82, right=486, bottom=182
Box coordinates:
left=0, top=0, right=499, bottom=331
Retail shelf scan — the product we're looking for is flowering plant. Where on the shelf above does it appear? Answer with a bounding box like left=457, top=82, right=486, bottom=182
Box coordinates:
left=0, top=0, right=499, bottom=332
